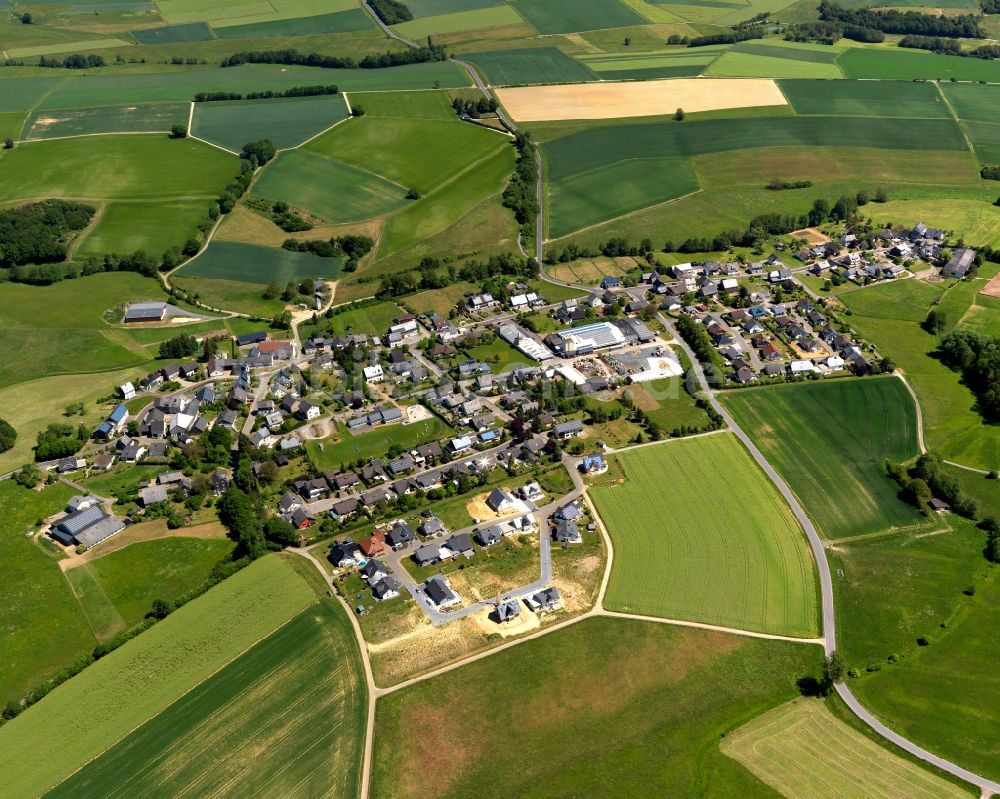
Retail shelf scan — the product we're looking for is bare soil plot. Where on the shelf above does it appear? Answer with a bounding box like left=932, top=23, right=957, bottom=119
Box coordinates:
left=496, top=77, right=787, bottom=121
left=791, top=227, right=830, bottom=245
left=981, top=270, right=1000, bottom=298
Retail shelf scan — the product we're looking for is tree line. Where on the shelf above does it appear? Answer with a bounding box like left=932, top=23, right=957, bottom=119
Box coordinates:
left=502, top=132, right=538, bottom=238
left=375, top=251, right=536, bottom=300
left=0, top=200, right=94, bottom=268
left=819, top=1, right=984, bottom=38
left=785, top=20, right=884, bottom=44
left=899, top=34, right=1000, bottom=59
left=688, top=27, right=764, bottom=47
left=35, top=53, right=105, bottom=69
left=193, top=84, right=339, bottom=102
left=368, top=0, right=413, bottom=25
left=281, top=234, right=374, bottom=271
left=938, top=329, right=1000, bottom=421
left=219, top=42, right=446, bottom=70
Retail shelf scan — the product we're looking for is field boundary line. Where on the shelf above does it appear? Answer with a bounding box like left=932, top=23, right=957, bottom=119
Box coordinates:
left=61, top=562, right=127, bottom=641
left=186, top=100, right=194, bottom=133
left=45, top=594, right=319, bottom=796
left=186, top=130, right=240, bottom=156
left=16, top=75, right=70, bottom=142
left=19, top=128, right=178, bottom=144
left=599, top=610, right=826, bottom=644
left=545, top=188, right=703, bottom=243
left=933, top=81, right=975, bottom=154
left=286, top=112, right=352, bottom=153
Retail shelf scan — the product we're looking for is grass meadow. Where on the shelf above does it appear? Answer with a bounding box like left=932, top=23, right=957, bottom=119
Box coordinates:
left=720, top=377, right=923, bottom=540
left=509, top=0, right=646, bottom=34
left=46, top=597, right=366, bottom=799
left=394, top=5, right=523, bottom=38
left=778, top=79, right=949, bottom=118
left=306, top=415, right=453, bottom=471
left=65, top=538, right=236, bottom=638
left=0, top=135, right=236, bottom=202
left=591, top=434, right=820, bottom=637
left=841, top=518, right=1000, bottom=782
left=76, top=200, right=211, bottom=260
left=170, top=275, right=288, bottom=317
left=372, top=617, right=823, bottom=798
left=191, top=93, right=349, bottom=152
left=841, top=282, right=1000, bottom=471
left=252, top=150, right=410, bottom=223
left=0, top=555, right=316, bottom=799
left=304, top=114, right=508, bottom=195
left=177, top=240, right=343, bottom=283
left=721, top=698, right=973, bottom=799
left=319, top=300, right=406, bottom=334
left=213, top=7, right=373, bottom=37
left=626, top=376, right=710, bottom=431
left=0, top=481, right=93, bottom=707
left=22, top=103, right=190, bottom=141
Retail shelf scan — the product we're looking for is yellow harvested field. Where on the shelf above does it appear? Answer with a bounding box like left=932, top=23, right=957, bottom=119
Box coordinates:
left=720, top=699, right=971, bottom=799
left=496, top=78, right=787, bottom=121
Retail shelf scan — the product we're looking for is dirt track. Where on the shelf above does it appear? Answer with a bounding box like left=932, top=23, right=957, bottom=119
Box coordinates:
left=496, top=78, right=787, bottom=122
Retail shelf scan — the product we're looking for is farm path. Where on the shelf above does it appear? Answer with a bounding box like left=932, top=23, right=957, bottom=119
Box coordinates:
left=661, top=312, right=1000, bottom=797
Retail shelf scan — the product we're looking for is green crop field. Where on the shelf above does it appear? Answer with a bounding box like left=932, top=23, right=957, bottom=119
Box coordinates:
left=379, top=144, right=516, bottom=256
left=835, top=517, right=1000, bottom=782
left=348, top=89, right=456, bottom=120
left=778, top=79, right=950, bottom=118
left=543, top=117, right=967, bottom=187
left=372, top=617, right=823, bottom=798
left=840, top=282, right=1000, bottom=470
left=214, top=7, right=373, bottom=37
left=548, top=155, right=699, bottom=237
left=251, top=150, right=410, bottom=223
left=591, top=434, right=819, bottom=637
left=177, top=240, right=343, bottom=284
left=464, top=47, right=598, bottom=86
left=129, top=21, right=214, bottom=43
left=720, top=377, right=922, bottom=540
left=46, top=597, right=366, bottom=799
left=407, top=0, right=506, bottom=14
left=76, top=200, right=211, bottom=260
left=305, top=115, right=508, bottom=195
left=31, top=64, right=469, bottom=110
left=580, top=49, right=720, bottom=80
left=0, top=481, right=93, bottom=706
left=707, top=51, right=843, bottom=79
left=191, top=94, right=349, bottom=152
left=22, top=103, right=191, bottom=141
left=962, top=120, right=1000, bottom=164
left=306, top=415, right=453, bottom=470
left=65, top=538, right=235, bottom=638
left=0, top=76, right=64, bottom=112
left=722, top=699, right=972, bottom=799
left=510, top=0, right=646, bottom=34
left=940, top=82, right=1000, bottom=123
left=395, top=4, right=524, bottom=37
left=838, top=47, right=1000, bottom=81
left=0, top=272, right=163, bottom=388
left=0, top=555, right=316, bottom=799
left=0, top=135, right=236, bottom=202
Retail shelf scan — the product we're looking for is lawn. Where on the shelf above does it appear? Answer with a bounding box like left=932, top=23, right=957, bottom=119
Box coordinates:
left=76, top=201, right=211, bottom=260
left=321, top=300, right=406, bottom=334
left=0, top=135, right=236, bottom=202
left=35, top=63, right=469, bottom=110
left=251, top=150, right=410, bottom=223
left=626, top=376, right=709, bottom=431
left=509, top=0, right=646, bottom=34
left=191, top=94, right=349, bottom=153
left=46, top=597, right=366, bottom=799
left=838, top=47, right=1000, bottom=81
left=176, top=240, right=343, bottom=284
left=720, top=377, right=923, bottom=540
left=304, top=114, right=508, bottom=195
left=844, top=519, right=1000, bottom=782
left=0, top=481, right=94, bottom=707
left=591, top=434, right=820, bottom=637
left=548, top=155, right=700, bottom=237
left=306, top=415, right=453, bottom=470
left=65, top=537, right=236, bottom=637
left=0, top=555, right=316, bottom=799
left=463, top=46, right=599, bottom=86
left=841, top=285, right=1000, bottom=470
left=721, top=698, right=973, bottom=799
left=22, top=103, right=190, bottom=141
left=372, top=617, right=823, bottom=798
left=463, top=334, right=525, bottom=370
left=778, top=79, right=949, bottom=118
left=379, top=144, right=516, bottom=257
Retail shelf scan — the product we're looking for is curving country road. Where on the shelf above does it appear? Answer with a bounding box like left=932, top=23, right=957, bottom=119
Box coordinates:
left=660, top=313, right=1000, bottom=797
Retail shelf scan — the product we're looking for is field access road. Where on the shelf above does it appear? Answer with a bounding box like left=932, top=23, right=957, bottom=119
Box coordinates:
left=659, top=312, right=1000, bottom=797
